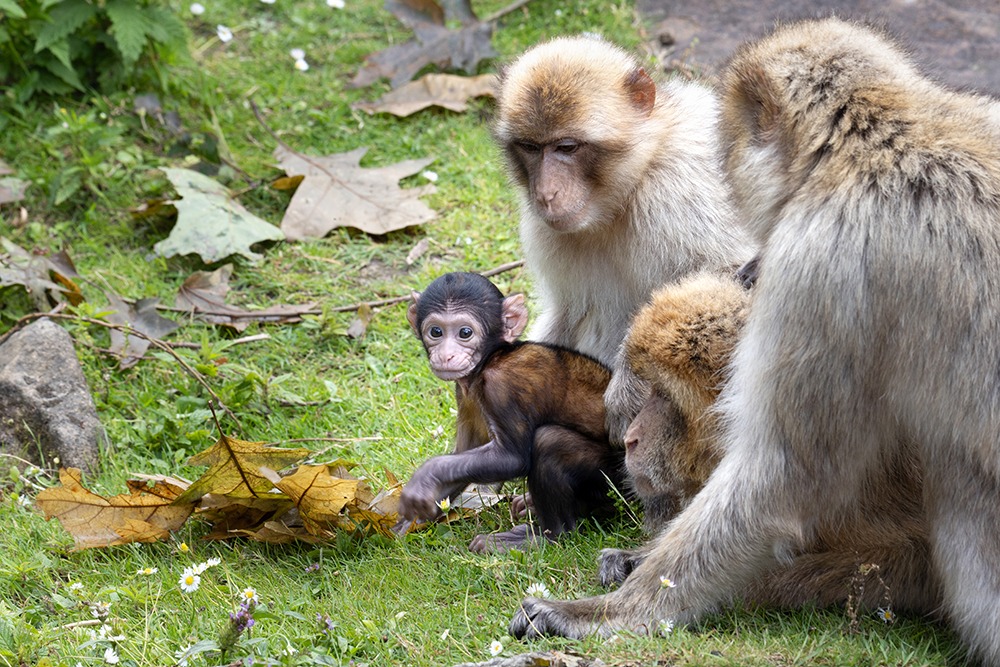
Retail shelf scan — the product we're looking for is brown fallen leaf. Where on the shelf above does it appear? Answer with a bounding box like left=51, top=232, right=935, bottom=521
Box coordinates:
left=0, top=239, right=79, bottom=310
left=345, top=303, right=374, bottom=339
left=35, top=468, right=196, bottom=551
left=350, top=0, right=497, bottom=90
left=104, top=292, right=181, bottom=369
left=354, top=73, right=496, bottom=117
left=262, top=465, right=361, bottom=536
left=175, top=264, right=317, bottom=332
left=275, top=145, right=437, bottom=240
left=175, top=435, right=309, bottom=504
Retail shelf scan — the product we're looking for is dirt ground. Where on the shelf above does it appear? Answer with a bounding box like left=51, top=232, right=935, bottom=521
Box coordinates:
left=638, top=0, right=1000, bottom=94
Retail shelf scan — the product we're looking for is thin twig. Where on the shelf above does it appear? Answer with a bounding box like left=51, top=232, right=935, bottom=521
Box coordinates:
left=0, top=312, right=240, bottom=427
left=483, top=0, right=534, bottom=23
left=146, top=259, right=526, bottom=317
left=167, top=333, right=271, bottom=350
left=263, top=436, right=384, bottom=447
left=59, top=620, right=101, bottom=631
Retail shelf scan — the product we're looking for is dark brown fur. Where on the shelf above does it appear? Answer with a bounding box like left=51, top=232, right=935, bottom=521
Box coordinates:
left=399, top=273, right=625, bottom=551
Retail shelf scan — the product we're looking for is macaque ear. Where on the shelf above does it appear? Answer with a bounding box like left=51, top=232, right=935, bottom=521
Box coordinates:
left=406, top=291, right=421, bottom=335
left=626, top=67, right=656, bottom=115
left=501, top=293, right=529, bottom=342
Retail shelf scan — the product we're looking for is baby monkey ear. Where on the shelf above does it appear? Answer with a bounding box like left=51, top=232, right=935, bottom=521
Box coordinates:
left=501, top=293, right=529, bottom=342
left=406, top=291, right=421, bottom=335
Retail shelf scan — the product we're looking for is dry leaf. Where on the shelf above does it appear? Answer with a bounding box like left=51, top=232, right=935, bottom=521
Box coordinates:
left=275, top=145, right=437, bottom=240
left=153, top=168, right=284, bottom=263
left=345, top=303, right=373, bottom=339
left=354, top=73, right=496, bottom=116
left=405, top=238, right=431, bottom=265
left=175, top=264, right=317, bottom=332
left=262, top=464, right=360, bottom=536
left=104, top=292, right=180, bottom=369
left=35, top=468, right=196, bottom=551
left=0, top=177, right=29, bottom=204
left=0, top=239, right=78, bottom=310
left=350, top=0, right=496, bottom=89
left=175, top=435, right=309, bottom=504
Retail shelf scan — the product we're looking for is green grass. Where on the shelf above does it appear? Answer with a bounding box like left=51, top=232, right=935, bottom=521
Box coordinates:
left=0, top=0, right=963, bottom=665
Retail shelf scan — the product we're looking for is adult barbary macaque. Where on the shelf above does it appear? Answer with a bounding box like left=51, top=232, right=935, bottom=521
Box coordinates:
left=510, top=18, right=1000, bottom=663
left=598, top=273, right=936, bottom=614
left=493, top=35, right=756, bottom=442
left=397, top=272, right=625, bottom=552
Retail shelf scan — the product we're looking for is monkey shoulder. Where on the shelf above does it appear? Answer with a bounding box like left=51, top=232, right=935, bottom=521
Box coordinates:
left=476, top=343, right=610, bottom=408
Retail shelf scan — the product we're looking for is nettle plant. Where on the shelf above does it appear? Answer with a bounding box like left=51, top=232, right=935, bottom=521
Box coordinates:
left=0, top=0, right=189, bottom=103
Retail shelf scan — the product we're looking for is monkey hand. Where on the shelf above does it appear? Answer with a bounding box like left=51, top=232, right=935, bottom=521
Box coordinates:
left=509, top=596, right=611, bottom=639
left=396, top=464, right=448, bottom=525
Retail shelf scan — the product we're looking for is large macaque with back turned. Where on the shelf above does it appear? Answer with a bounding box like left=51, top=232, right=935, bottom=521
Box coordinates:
left=398, top=272, right=625, bottom=552
left=598, top=273, right=936, bottom=615
left=493, top=36, right=756, bottom=443
left=510, top=18, right=1000, bottom=664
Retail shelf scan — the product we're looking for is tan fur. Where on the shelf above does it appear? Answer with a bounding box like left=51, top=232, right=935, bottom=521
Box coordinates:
left=606, top=273, right=936, bottom=615
left=494, top=36, right=756, bottom=444
left=511, top=19, right=999, bottom=662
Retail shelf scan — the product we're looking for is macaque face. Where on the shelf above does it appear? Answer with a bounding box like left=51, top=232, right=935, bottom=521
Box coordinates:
left=509, top=139, right=598, bottom=232
left=418, top=310, right=487, bottom=381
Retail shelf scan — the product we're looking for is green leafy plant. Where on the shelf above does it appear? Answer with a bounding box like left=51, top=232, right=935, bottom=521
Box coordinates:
left=0, top=0, right=190, bottom=103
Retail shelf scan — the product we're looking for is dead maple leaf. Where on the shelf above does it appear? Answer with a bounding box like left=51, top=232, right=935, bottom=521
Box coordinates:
left=350, top=0, right=497, bottom=90
left=198, top=494, right=296, bottom=541
left=0, top=239, right=81, bottom=310
left=35, top=468, right=195, bottom=551
left=104, top=292, right=180, bottom=369
left=261, top=465, right=360, bottom=537
left=175, top=264, right=317, bottom=332
left=175, top=435, right=309, bottom=504
left=153, top=168, right=284, bottom=263
left=275, top=145, right=437, bottom=240
left=354, top=73, right=496, bottom=116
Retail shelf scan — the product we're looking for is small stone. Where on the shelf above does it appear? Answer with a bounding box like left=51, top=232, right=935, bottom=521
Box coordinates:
left=0, top=319, right=104, bottom=473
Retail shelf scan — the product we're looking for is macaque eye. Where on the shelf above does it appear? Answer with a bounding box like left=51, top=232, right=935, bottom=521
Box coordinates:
left=429, top=326, right=443, bottom=339
left=458, top=327, right=474, bottom=340
left=555, top=141, right=579, bottom=154
left=515, top=141, right=541, bottom=154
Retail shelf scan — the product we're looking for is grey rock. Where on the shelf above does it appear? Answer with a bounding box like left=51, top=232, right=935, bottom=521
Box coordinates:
left=0, top=318, right=103, bottom=473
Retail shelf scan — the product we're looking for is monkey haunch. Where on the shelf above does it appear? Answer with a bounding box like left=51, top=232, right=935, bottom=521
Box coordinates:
left=510, top=19, right=998, bottom=663
left=398, top=272, right=625, bottom=551
left=600, top=273, right=937, bottom=615
left=493, top=36, right=755, bottom=444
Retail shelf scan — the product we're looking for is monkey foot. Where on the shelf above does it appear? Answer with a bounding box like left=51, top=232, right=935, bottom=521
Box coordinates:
left=469, top=523, right=546, bottom=553
left=509, top=596, right=604, bottom=639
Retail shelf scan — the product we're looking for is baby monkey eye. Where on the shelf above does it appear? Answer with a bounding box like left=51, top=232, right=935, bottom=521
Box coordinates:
left=515, top=141, right=541, bottom=154
left=429, top=326, right=443, bottom=339
left=555, top=141, right=579, bottom=154
left=458, top=327, right=474, bottom=340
